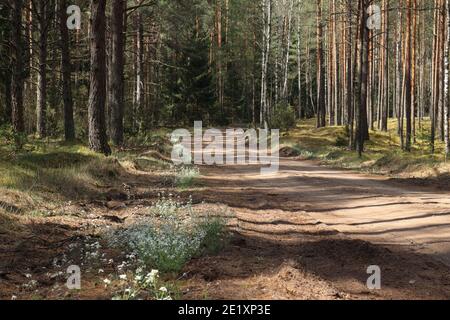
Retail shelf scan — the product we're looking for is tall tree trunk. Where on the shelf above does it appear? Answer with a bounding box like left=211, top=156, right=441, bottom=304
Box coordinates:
left=297, top=1, right=302, bottom=118
left=282, top=0, right=293, bottom=103
left=331, top=0, right=339, bottom=125
left=59, top=0, right=75, bottom=141
left=134, top=10, right=144, bottom=132
left=306, top=28, right=316, bottom=113
left=356, top=0, right=369, bottom=156
left=11, top=0, right=25, bottom=133
left=316, top=0, right=326, bottom=128
left=439, top=0, right=446, bottom=142
left=404, top=0, right=413, bottom=151
left=1, top=4, right=12, bottom=124
left=396, top=0, right=404, bottom=147
left=108, top=0, right=126, bottom=146
left=260, top=0, right=272, bottom=128
left=346, top=0, right=354, bottom=148
left=36, top=0, right=49, bottom=138
left=446, top=0, right=450, bottom=159
left=431, top=0, right=439, bottom=153
left=216, top=0, right=224, bottom=115
left=88, top=0, right=111, bottom=155
left=411, top=0, right=417, bottom=142
left=381, top=0, right=389, bottom=131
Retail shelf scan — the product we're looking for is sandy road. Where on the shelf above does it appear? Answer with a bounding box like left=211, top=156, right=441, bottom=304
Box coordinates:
left=179, top=133, right=450, bottom=298
left=202, top=158, right=450, bottom=265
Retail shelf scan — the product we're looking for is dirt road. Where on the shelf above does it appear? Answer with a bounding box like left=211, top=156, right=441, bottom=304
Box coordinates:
left=185, top=158, right=450, bottom=300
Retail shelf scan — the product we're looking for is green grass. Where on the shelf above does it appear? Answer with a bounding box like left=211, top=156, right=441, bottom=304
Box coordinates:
left=0, top=127, right=177, bottom=215
left=174, top=166, right=200, bottom=189
left=0, top=139, right=125, bottom=206
left=282, top=118, right=450, bottom=177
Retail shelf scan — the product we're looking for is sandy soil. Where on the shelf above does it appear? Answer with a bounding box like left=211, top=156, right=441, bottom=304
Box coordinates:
left=2, top=153, right=450, bottom=300
left=182, top=159, right=450, bottom=300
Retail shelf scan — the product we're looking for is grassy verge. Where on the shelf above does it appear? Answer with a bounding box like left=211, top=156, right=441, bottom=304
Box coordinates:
left=0, top=142, right=124, bottom=206
left=282, top=118, right=450, bottom=179
left=0, top=133, right=230, bottom=300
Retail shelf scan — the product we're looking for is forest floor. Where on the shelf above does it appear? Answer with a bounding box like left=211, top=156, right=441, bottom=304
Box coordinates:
left=282, top=119, right=450, bottom=185
left=2, top=121, right=450, bottom=300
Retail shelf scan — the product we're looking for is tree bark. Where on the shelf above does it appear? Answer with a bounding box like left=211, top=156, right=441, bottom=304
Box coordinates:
left=446, top=0, right=450, bottom=159
left=383, top=0, right=389, bottom=131
left=108, top=0, right=126, bottom=146
left=88, top=0, right=111, bottom=155
left=346, top=0, right=354, bottom=149
left=404, top=0, right=413, bottom=152
left=134, top=10, right=144, bottom=132
left=316, top=0, right=326, bottom=128
left=1, top=4, right=12, bottom=124
left=356, top=0, right=370, bottom=156
left=260, top=0, right=272, bottom=128
left=59, top=0, right=75, bottom=141
left=36, top=0, right=50, bottom=137
left=11, top=0, right=25, bottom=133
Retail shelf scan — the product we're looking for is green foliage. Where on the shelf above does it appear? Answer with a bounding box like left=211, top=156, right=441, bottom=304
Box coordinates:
left=335, top=134, right=349, bottom=147
left=107, top=198, right=230, bottom=273
left=0, top=125, right=27, bottom=151
left=271, top=104, right=297, bottom=131
left=174, top=166, right=200, bottom=189
left=291, top=144, right=316, bottom=160
left=196, top=216, right=228, bottom=254
left=161, top=0, right=216, bottom=126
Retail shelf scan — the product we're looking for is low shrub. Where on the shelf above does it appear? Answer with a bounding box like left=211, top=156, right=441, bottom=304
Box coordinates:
left=107, top=198, right=230, bottom=273
left=271, top=105, right=297, bottom=131
left=174, top=166, right=200, bottom=188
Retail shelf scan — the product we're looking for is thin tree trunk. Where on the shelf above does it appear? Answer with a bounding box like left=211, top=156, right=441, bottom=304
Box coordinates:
left=316, top=0, right=326, bottom=128
left=446, top=0, right=450, bottom=159
left=431, top=0, right=439, bottom=153
left=282, top=0, right=293, bottom=103
left=396, top=0, right=404, bottom=145
left=1, top=4, right=12, bottom=124
left=260, top=0, right=272, bottom=128
left=134, top=11, right=144, bottom=132
left=36, top=0, right=49, bottom=137
left=346, top=0, right=354, bottom=148
left=297, top=1, right=302, bottom=118
left=405, top=0, right=413, bottom=151
left=381, top=0, right=389, bottom=131
left=11, top=0, right=25, bottom=133
left=356, top=0, right=369, bottom=156
left=59, top=0, right=75, bottom=141
left=331, top=0, right=339, bottom=125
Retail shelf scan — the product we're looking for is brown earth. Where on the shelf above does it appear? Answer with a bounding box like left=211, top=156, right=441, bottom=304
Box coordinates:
left=182, top=159, right=450, bottom=300
left=2, top=156, right=450, bottom=300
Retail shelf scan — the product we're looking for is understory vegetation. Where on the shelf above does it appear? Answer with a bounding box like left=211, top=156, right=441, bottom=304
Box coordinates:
left=0, top=133, right=231, bottom=300
left=107, top=198, right=230, bottom=273
left=283, top=119, right=450, bottom=179
left=99, top=199, right=230, bottom=300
